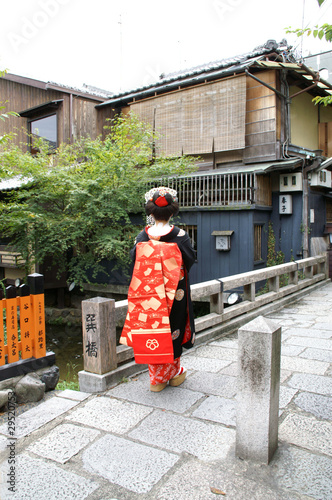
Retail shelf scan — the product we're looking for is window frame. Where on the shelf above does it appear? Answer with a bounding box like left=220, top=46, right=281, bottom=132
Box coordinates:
left=28, top=111, right=58, bottom=154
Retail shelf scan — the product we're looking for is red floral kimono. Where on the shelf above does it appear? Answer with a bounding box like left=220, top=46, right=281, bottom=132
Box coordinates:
left=120, top=226, right=196, bottom=385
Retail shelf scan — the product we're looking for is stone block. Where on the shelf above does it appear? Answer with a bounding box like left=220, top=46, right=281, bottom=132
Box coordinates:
left=183, top=372, right=237, bottom=398
left=0, top=389, right=13, bottom=411
left=56, top=389, right=91, bottom=401
left=182, top=355, right=231, bottom=372
left=287, top=373, right=332, bottom=396
left=281, top=355, right=329, bottom=375
left=294, top=391, right=332, bottom=420
left=299, top=347, right=332, bottom=363
left=129, top=410, right=235, bottom=462
left=83, top=434, right=179, bottom=494
left=27, top=423, right=100, bottom=463
left=0, top=375, right=23, bottom=392
left=192, top=395, right=236, bottom=426
left=36, top=365, right=60, bottom=390
left=66, top=396, right=153, bottom=433
left=279, top=412, right=332, bottom=456
left=0, top=454, right=98, bottom=499
left=195, top=345, right=238, bottom=361
left=107, top=375, right=204, bottom=414
left=236, top=315, right=281, bottom=464
left=0, top=395, right=78, bottom=438
left=273, top=444, right=332, bottom=499
left=14, top=373, right=45, bottom=404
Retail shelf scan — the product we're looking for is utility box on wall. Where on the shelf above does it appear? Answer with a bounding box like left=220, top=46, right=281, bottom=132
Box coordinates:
left=279, top=173, right=303, bottom=192
left=309, top=169, right=332, bottom=188
left=212, top=230, right=234, bottom=251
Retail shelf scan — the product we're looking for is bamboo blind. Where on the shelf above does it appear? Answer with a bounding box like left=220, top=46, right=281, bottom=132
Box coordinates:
left=130, top=75, right=246, bottom=156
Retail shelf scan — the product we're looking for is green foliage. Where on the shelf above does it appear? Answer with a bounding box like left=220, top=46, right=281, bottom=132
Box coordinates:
left=286, top=23, right=332, bottom=42
left=56, top=362, right=80, bottom=391
left=0, top=113, right=196, bottom=287
left=258, top=221, right=287, bottom=295
left=285, top=9, right=332, bottom=107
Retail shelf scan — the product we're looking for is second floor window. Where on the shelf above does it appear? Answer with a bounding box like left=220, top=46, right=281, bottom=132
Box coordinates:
left=29, top=114, right=57, bottom=154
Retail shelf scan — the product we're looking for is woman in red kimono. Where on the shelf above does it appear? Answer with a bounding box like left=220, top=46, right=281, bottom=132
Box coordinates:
left=120, top=187, right=196, bottom=392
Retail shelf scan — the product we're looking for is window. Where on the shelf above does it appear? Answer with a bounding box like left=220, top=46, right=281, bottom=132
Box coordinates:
left=180, top=224, right=197, bottom=252
left=29, top=114, right=57, bottom=154
left=254, top=224, right=263, bottom=262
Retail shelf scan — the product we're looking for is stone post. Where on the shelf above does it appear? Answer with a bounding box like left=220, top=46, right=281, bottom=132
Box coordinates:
left=236, top=315, right=281, bottom=464
left=82, top=297, right=117, bottom=375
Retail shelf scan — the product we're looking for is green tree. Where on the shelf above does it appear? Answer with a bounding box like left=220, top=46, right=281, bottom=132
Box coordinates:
left=0, top=113, right=195, bottom=286
left=286, top=0, right=332, bottom=106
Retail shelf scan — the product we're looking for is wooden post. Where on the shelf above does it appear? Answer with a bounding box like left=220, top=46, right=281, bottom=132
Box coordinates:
left=236, top=315, right=281, bottom=464
left=18, top=284, right=33, bottom=359
left=28, top=273, right=46, bottom=358
left=0, top=290, right=5, bottom=366
left=82, top=297, right=117, bottom=375
left=5, top=285, right=19, bottom=364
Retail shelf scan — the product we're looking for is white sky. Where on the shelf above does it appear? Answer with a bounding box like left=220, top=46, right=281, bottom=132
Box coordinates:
left=1, top=0, right=332, bottom=95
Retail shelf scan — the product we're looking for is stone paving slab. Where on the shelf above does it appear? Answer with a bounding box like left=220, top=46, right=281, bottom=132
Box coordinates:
left=0, top=435, right=7, bottom=453
left=66, top=396, right=153, bottom=433
left=299, top=347, right=332, bottom=363
left=284, top=328, right=332, bottom=339
left=82, top=433, right=179, bottom=494
left=192, top=395, right=236, bottom=426
left=0, top=454, right=98, bottom=500
left=294, top=392, right=332, bottom=420
left=284, top=336, right=332, bottom=350
left=181, top=355, right=231, bottom=372
left=0, top=396, right=79, bottom=438
left=183, top=371, right=237, bottom=398
left=279, top=412, right=332, bottom=456
left=56, top=389, right=91, bottom=401
left=27, top=423, right=100, bottom=463
left=155, top=457, right=283, bottom=500
left=271, top=445, right=332, bottom=500
left=280, top=355, right=329, bottom=375
left=280, top=345, right=306, bottom=357
left=190, top=384, right=298, bottom=427
left=287, top=373, right=332, bottom=396
left=219, top=361, right=238, bottom=377
left=194, top=345, right=238, bottom=361
left=128, top=410, right=235, bottom=462
left=280, top=369, right=292, bottom=383
left=107, top=375, right=204, bottom=413
left=209, top=338, right=238, bottom=349
left=279, top=386, right=298, bottom=409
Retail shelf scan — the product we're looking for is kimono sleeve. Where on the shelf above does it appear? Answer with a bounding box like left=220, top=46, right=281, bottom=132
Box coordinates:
left=178, top=233, right=196, bottom=272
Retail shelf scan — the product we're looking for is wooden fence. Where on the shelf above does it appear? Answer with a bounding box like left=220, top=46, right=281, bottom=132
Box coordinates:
left=0, top=273, right=46, bottom=368
left=79, top=253, right=329, bottom=391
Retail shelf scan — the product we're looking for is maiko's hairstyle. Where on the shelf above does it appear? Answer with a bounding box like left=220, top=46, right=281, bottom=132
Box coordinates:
left=145, top=190, right=179, bottom=221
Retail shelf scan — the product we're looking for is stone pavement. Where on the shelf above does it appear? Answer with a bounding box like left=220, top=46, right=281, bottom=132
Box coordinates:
left=0, top=282, right=331, bottom=500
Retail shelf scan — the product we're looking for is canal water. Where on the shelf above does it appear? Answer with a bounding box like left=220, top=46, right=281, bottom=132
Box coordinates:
left=46, top=324, right=83, bottom=383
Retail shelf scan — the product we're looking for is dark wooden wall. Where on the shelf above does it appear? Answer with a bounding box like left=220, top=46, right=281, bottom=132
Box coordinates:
left=0, top=78, right=105, bottom=149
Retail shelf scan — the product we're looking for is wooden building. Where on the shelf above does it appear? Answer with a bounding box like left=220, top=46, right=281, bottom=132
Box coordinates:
left=96, top=40, right=332, bottom=285
left=0, top=73, right=111, bottom=151
left=0, top=73, right=111, bottom=294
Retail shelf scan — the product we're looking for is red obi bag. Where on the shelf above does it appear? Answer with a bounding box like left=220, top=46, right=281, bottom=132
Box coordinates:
left=120, top=240, right=182, bottom=364
left=131, top=328, right=174, bottom=364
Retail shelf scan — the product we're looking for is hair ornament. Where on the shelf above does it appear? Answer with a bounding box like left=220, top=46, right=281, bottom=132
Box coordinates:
left=144, top=186, right=178, bottom=204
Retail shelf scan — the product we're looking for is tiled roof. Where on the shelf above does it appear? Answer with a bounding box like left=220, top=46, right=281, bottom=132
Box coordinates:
left=97, top=39, right=297, bottom=107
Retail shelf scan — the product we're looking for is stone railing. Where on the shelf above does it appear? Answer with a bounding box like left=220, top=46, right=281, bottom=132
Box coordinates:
left=79, top=254, right=329, bottom=392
